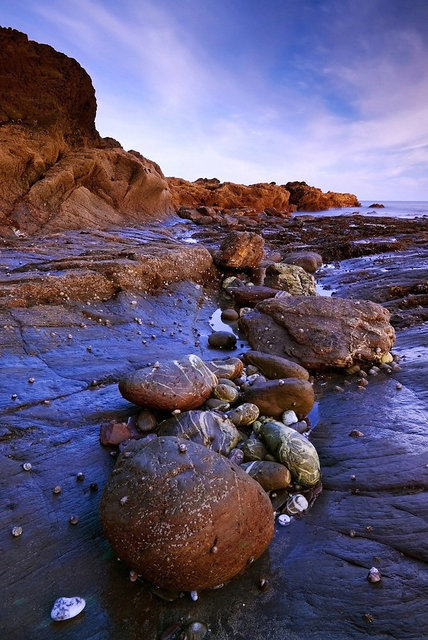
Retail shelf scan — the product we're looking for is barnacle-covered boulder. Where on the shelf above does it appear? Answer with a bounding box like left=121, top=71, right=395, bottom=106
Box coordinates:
left=100, top=436, right=274, bottom=591
left=158, top=410, right=241, bottom=456
left=118, top=355, right=217, bottom=410
left=254, top=418, right=321, bottom=487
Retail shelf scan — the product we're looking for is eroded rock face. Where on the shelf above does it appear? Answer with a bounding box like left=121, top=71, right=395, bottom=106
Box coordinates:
left=214, top=231, right=265, bottom=269
left=240, top=296, right=396, bottom=369
left=285, top=181, right=360, bottom=211
left=168, top=177, right=291, bottom=212
left=99, top=436, right=274, bottom=591
left=118, top=355, right=218, bottom=410
left=158, top=410, right=241, bottom=456
left=0, top=28, right=172, bottom=237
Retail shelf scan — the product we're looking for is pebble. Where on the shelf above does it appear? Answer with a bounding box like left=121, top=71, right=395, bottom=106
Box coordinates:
left=182, top=621, right=209, bottom=640
left=50, top=596, right=86, bottom=621
left=190, top=590, right=199, bottom=601
left=396, top=382, right=402, bottom=390
left=52, top=485, right=62, bottom=494
left=213, top=383, right=239, bottom=403
left=349, top=430, right=364, bottom=437
left=367, top=567, right=382, bottom=583
left=208, top=331, right=237, bottom=349
left=286, top=494, right=308, bottom=515
left=22, top=462, right=32, bottom=471
left=282, top=410, right=298, bottom=426
left=76, top=472, right=85, bottom=481
left=11, top=526, right=23, bottom=537
left=221, top=308, right=239, bottom=322
left=69, top=515, right=79, bottom=525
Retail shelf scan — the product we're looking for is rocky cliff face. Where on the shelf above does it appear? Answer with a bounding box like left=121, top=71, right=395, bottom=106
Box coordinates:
left=0, top=28, right=172, bottom=237
left=285, top=181, right=360, bottom=211
left=168, top=177, right=292, bottom=213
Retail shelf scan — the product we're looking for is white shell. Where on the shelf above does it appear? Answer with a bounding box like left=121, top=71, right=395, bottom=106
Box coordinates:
left=286, top=494, right=308, bottom=515
left=282, top=410, right=298, bottom=426
left=367, top=567, right=382, bottom=583
left=277, top=514, right=291, bottom=526
left=50, top=596, right=86, bottom=621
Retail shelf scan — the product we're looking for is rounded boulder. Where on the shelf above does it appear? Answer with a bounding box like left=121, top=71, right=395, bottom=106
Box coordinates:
left=100, top=436, right=274, bottom=591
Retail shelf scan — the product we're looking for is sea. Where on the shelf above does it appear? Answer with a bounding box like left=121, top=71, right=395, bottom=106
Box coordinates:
left=294, top=200, right=428, bottom=219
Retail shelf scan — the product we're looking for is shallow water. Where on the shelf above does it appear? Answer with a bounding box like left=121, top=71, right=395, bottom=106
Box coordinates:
left=294, top=200, right=428, bottom=219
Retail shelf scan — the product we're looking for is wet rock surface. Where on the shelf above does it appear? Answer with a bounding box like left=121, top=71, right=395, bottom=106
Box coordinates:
left=0, top=213, right=427, bottom=640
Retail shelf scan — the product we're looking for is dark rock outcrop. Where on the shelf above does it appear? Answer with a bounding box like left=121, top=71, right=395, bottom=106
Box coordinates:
left=285, top=181, right=360, bottom=211
left=0, top=28, right=172, bottom=237
left=240, top=296, right=395, bottom=370
left=100, top=436, right=274, bottom=591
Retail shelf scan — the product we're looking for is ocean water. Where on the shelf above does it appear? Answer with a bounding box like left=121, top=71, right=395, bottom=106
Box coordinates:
left=294, top=200, right=428, bottom=219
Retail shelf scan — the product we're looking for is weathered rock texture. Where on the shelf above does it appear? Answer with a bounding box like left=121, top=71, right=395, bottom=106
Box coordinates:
left=100, top=436, right=274, bottom=591
left=0, top=28, right=172, bottom=237
left=241, top=378, right=315, bottom=419
left=285, top=181, right=360, bottom=211
left=214, top=231, right=265, bottom=269
left=168, top=177, right=292, bottom=212
left=240, top=296, right=396, bottom=370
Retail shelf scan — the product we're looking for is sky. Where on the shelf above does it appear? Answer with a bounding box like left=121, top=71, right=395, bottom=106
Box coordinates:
left=2, top=0, right=428, bottom=200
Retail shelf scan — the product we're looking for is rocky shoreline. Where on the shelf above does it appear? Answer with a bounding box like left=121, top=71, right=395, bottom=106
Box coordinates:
left=1, top=25, right=427, bottom=640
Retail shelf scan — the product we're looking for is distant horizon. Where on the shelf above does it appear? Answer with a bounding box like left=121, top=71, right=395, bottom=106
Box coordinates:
left=2, top=0, right=428, bottom=200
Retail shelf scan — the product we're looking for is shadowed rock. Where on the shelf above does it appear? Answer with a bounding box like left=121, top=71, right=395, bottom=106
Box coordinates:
left=100, top=436, right=274, bottom=591
left=242, top=350, right=309, bottom=380
left=241, top=378, right=314, bottom=419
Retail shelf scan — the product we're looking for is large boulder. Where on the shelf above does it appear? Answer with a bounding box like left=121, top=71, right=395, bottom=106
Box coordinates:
left=99, top=436, right=274, bottom=591
left=0, top=28, right=172, bottom=237
left=214, top=231, right=265, bottom=269
left=240, top=296, right=395, bottom=370
left=118, top=355, right=217, bottom=410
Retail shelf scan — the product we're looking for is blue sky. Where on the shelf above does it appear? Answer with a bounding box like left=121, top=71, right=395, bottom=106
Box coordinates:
left=2, top=0, right=428, bottom=199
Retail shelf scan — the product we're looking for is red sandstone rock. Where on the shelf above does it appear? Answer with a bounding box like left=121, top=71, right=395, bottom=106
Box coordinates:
left=285, top=181, right=360, bottom=211
left=0, top=28, right=172, bottom=237
left=99, top=436, right=274, bottom=591
left=214, top=231, right=265, bottom=269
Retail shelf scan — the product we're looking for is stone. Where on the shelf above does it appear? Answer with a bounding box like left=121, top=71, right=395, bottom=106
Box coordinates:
left=204, top=357, right=244, bottom=379
left=213, top=231, right=265, bottom=269
left=282, top=410, right=299, bottom=426
left=265, top=263, right=316, bottom=296
left=99, top=436, right=274, bottom=591
left=240, top=296, right=396, bottom=370
left=242, top=350, right=309, bottom=381
left=213, top=383, right=239, bottom=403
left=254, top=418, right=321, bottom=487
left=158, top=410, right=241, bottom=456
left=226, top=403, right=260, bottom=427
left=227, top=285, right=282, bottom=306
left=240, top=378, right=314, bottom=419
left=99, top=421, right=142, bottom=446
left=242, top=460, right=291, bottom=492
left=118, top=355, right=217, bottom=411
left=221, top=308, right=239, bottom=322
left=50, top=596, right=86, bottom=621
left=128, top=409, right=158, bottom=434
left=208, top=331, right=237, bottom=349
left=241, top=436, right=268, bottom=462
left=282, top=251, right=323, bottom=274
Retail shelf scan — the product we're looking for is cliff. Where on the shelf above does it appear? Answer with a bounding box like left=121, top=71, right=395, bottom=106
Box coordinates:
left=0, top=27, right=172, bottom=237
left=285, top=181, right=360, bottom=211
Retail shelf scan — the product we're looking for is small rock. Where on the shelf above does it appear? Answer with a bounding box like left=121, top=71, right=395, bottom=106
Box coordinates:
left=205, top=398, right=230, bottom=411
left=50, top=596, right=86, bottom=621
left=349, top=430, right=364, bottom=437
left=281, top=410, right=298, bottom=426
left=22, top=462, right=32, bottom=471
left=227, top=403, right=260, bottom=427
left=76, top=472, right=85, bottom=481
left=11, top=526, right=23, bottom=537
left=208, top=331, right=237, bottom=350
left=69, top=515, right=79, bottom=525
left=53, top=485, right=62, bottom=494
left=182, top=621, right=208, bottom=640
left=228, top=448, right=244, bottom=465
left=213, top=383, right=239, bottom=403
left=221, top=308, right=239, bottom=322
left=396, top=382, right=402, bottom=390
